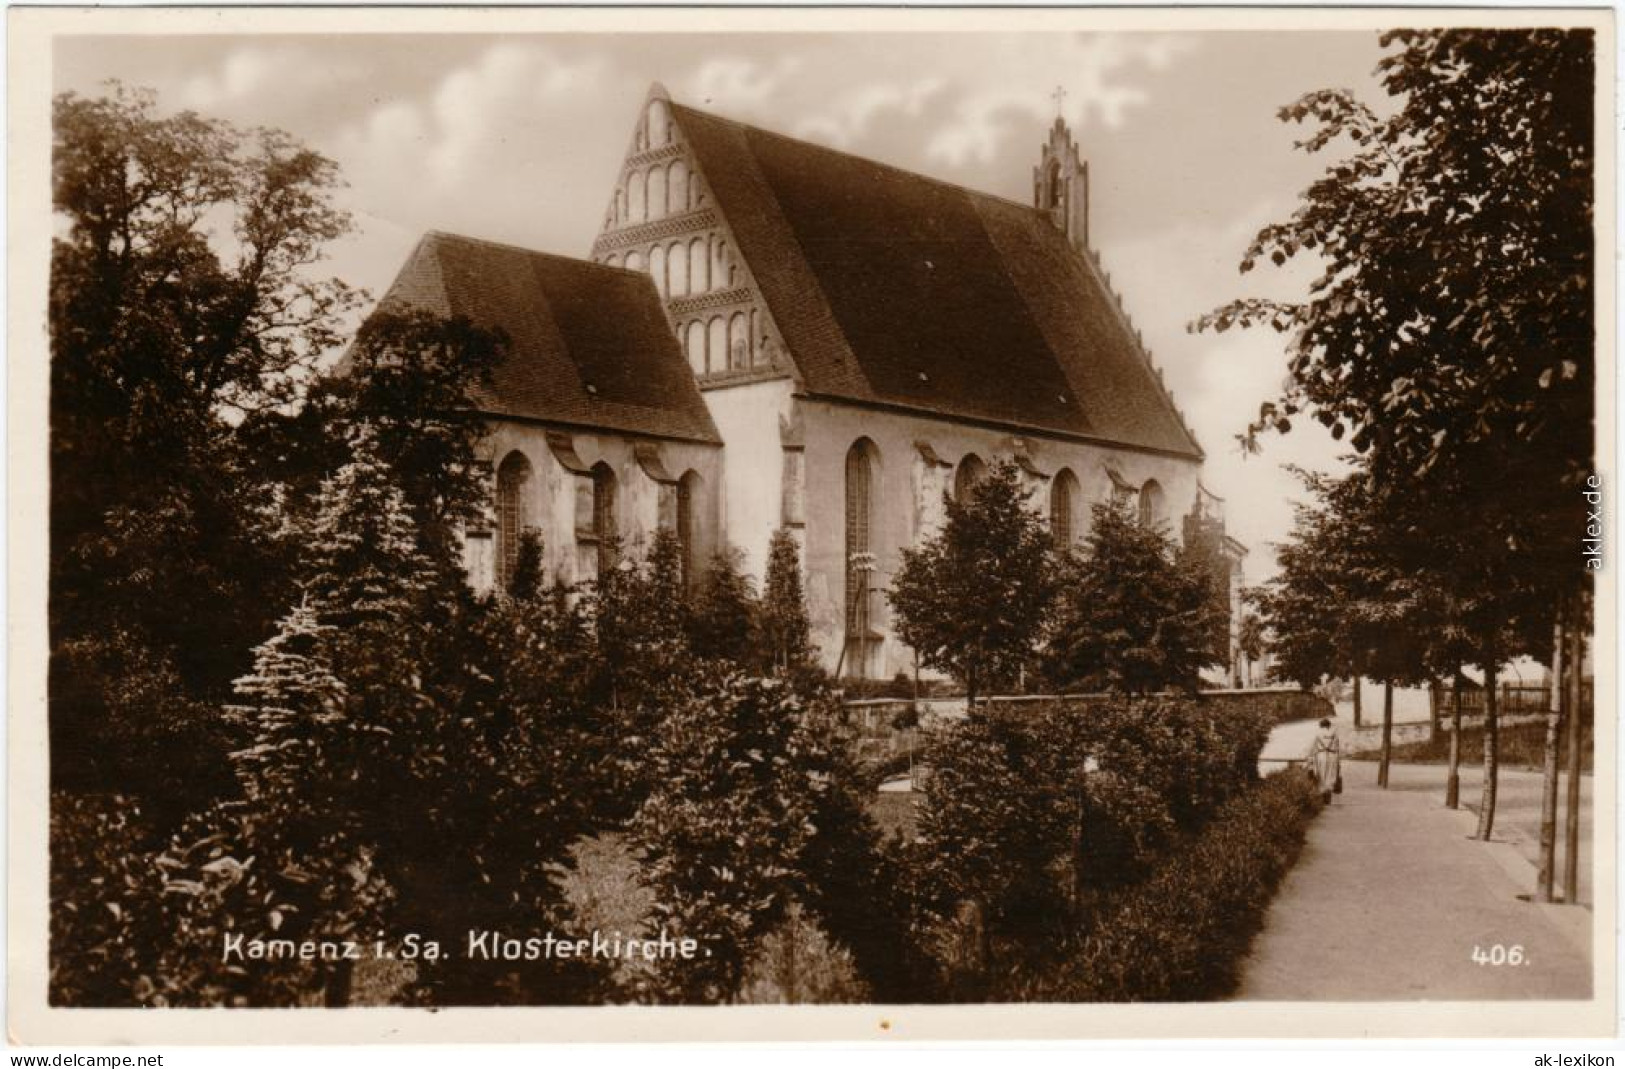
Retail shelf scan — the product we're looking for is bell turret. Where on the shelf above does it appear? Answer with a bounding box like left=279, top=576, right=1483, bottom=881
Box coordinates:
left=1032, top=99, right=1090, bottom=254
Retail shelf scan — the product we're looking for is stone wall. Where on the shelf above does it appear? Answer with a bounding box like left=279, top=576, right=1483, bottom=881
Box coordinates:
left=846, top=687, right=1329, bottom=773
left=467, top=419, right=724, bottom=593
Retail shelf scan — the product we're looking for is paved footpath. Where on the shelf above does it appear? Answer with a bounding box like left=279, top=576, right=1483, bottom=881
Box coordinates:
left=1237, top=759, right=1593, bottom=1000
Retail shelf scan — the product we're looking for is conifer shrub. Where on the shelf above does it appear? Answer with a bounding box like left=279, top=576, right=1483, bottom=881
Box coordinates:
left=758, top=528, right=812, bottom=674
left=686, top=546, right=758, bottom=666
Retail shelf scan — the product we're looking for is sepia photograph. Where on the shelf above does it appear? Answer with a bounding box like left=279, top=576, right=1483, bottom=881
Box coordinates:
left=7, top=5, right=1615, bottom=1043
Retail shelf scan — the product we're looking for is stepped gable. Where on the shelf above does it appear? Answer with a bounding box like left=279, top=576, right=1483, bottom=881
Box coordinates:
left=377, top=232, right=721, bottom=445
left=670, top=102, right=1203, bottom=459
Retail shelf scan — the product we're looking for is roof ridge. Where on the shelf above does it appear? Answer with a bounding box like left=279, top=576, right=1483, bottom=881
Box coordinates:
left=667, top=100, right=1048, bottom=220
left=423, top=229, right=648, bottom=279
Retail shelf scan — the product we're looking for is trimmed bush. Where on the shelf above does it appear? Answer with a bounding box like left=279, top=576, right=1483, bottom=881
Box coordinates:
left=902, top=695, right=1276, bottom=997
left=1009, top=768, right=1321, bottom=1002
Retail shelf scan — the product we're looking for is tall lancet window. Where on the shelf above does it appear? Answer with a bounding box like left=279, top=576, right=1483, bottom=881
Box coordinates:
left=677, top=470, right=701, bottom=587
left=1051, top=468, right=1078, bottom=549
left=648, top=166, right=668, bottom=220
left=592, top=462, right=618, bottom=572
left=649, top=244, right=667, bottom=296
left=669, top=161, right=690, bottom=213
left=496, top=451, right=532, bottom=592
left=647, top=99, right=671, bottom=148
left=844, top=439, right=878, bottom=677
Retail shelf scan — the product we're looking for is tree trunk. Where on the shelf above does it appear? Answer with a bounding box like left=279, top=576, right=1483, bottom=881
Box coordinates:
left=1446, top=668, right=1463, bottom=809
left=1536, top=616, right=1565, bottom=902
left=324, top=958, right=354, bottom=1008
left=1475, top=662, right=1500, bottom=841
left=1352, top=675, right=1362, bottom=728
left=1378, top=681, right=1393, bottom=788
left=1563, top=624, right=1585, bottom=904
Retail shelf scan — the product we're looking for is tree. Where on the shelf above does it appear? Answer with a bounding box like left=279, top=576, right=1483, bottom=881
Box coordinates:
left=759, top=528, right=813, bottom=675
left=1196, top=30, right=1590, bottom=844
left=1253, top=466, right=1468, bottom=784
left=1235, top=610, right=1266, bottom=687
left=1044, top=500, right=1226, bottom=694
left=50, top=83, right=360, bottom=807
left=323, top=308, right=505, bottom=556
left=586, top=529, right=697, bottom=815
left=887, top=460, right=1056, bottom=706
left=629, top=675, right=834, bottom=1003
left=686, top=547, right=758, bottom=666
left=506, top=528, right=546, bottom=601
left=207, top=431, right=614, bottom=1006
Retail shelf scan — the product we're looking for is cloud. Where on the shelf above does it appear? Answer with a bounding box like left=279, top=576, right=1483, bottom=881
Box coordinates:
left=926, top=34, right=1198, bottom=167
left=420, top=43, right=613, bottom=186
left=792, top=78, right=947, bottom=149
left=682, top=55, right=804, bottom=116
left=331, top=42, right=638, bottom=259
left=179, top=45, right=361, bottom=113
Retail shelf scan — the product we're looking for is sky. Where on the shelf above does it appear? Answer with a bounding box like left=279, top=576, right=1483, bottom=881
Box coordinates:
left=53, top=28, right=1396, bottom=581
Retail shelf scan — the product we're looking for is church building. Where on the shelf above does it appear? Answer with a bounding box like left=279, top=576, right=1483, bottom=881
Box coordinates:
left=376, top=84, right=1247, bottom=682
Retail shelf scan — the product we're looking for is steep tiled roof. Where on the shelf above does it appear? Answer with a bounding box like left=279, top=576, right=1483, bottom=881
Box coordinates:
left=671, top=103, right=1202, bottom=459
left=377, top=232, right=720, bottom=445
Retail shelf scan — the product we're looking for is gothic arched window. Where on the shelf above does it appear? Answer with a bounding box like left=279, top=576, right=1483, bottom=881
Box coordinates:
left=669, top=160, right=689, bottom=212
left=592, top=462, right=618, bottom=572
left=690, top=237, right=709, bottom=293
left=684, top=321, right=705, bottom=375
left=649, top=244, right=667, bottom=296
left=954, top=453, right=986, bottom=503
left=844, top=439, right=879, bottom=676
left=1044, top=158, right=1063, bottom=211
left=707, top=317, right=727, bottom=374
left=677, top=470, right=701, bottom=587
left=496, top=451, right=533, bottom=591
left=648, top=165, right=668, bottom=221
left=728, top=312, right=748, bottom=370
left=711, top=239, right=728, bottom=291
left=647, top=99, right=671, bottom=148
left=1139, top=479, right=1166, bottom=530
left=1050, top=468, right=1079, bottom=549
left=668, top=240, right=689, bottom=297
left=624, top=249, right=644, bottom=273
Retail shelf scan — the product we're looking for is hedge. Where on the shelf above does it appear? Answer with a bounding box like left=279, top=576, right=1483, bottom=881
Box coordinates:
left=1006, top=767, right=1321, bottom=1002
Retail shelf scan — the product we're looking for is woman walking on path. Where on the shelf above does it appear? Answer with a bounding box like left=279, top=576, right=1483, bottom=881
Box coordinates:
left=1308, top=718, right=1342, bottom=804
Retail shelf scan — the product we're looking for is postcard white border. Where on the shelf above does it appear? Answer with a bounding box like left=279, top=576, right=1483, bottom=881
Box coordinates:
left=8, top=4, right=1617, bottom=1045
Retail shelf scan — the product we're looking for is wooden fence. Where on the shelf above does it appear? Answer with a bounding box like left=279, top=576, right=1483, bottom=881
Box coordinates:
left=1431, top=682, right=1593, bottom=720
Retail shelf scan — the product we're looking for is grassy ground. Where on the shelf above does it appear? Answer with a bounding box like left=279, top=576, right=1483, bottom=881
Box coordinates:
left=556, top=831, right=869, bottom=1003
left=1353, top=719, right=1593, bottom=772
left=871, top=790, right=920, bottom=843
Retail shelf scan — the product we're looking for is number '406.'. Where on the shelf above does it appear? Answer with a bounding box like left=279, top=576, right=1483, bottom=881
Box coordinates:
left=1471, top=944, right=1526, bottom=966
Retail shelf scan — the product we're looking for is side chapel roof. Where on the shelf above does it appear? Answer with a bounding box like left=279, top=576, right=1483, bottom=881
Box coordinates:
left=376, top=231, right=721, bottom=445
